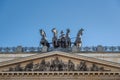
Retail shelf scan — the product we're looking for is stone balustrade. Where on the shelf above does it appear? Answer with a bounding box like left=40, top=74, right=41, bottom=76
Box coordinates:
left=0, top=45, right=120, bottom=53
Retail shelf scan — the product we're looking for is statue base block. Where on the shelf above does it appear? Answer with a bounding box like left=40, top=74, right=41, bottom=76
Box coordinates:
left=16, top=46, right=23, bottom=53
left=72, top=45, right=79, bottom=53
left=41, top=46, right=48, bottom=52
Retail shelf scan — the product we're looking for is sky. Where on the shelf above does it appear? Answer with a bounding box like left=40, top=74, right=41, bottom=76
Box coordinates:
left=0, top=0, right=120, bottom=47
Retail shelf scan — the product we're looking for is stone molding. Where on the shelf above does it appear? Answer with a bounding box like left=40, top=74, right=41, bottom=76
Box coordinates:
left=0, top=72, right=120, bottom=80
left=0, top=52, right=120, bottom=63
left=0, top=71, right=120, bottom=76
left=0, top=51, right=120, bottom=69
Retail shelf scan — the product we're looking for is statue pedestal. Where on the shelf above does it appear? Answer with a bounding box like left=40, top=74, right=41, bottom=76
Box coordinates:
left=97, top=45, right=104, bottom=52
left=16, top=46, right=23, bottom=53
left=72, top=45, right=79, bottom=53
left=41, top=46, right=48, bottom=52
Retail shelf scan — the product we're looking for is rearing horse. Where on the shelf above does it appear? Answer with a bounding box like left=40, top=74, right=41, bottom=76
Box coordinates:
left=65, top=29, right=71, bottom=47
left=51, top=28, right=59, bottom=48
left=74, top=28, right=84, bottom=48
left=40, top=29, right=50, bottom=48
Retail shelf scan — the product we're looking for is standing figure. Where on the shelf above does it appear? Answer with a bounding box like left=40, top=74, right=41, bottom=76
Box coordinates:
left=74, top=28, right=84, bottom=48
left=77, top=61, right=88, bottom=71
left=65, top=29, right=71, bottom=48
left=90, top=63, right=99, bottom=71
left=67, top=60, right=75, bottom=71
left=15, top=64, right=23, bottom=71
left=24, top=61, right=33, bottom=71
left=60, top=30, right=66, bottom=48
left=40, top=29, right=50, bottom=48
left=39, top=59, right=46, bottom=71
left=51, top=28, right=59, bottom=48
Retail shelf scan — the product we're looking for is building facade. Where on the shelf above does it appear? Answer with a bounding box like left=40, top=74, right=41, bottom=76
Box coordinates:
left=0, top=28, right=120, bottom=80
left=0, top=50, right=120, bottom=80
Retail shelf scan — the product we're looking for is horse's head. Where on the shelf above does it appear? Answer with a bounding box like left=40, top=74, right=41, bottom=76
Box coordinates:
left=51, top=28, right=58, bottom=37
left=40, top=29, right=46, bottom=38
left=77, top=28, right=84, bottom=37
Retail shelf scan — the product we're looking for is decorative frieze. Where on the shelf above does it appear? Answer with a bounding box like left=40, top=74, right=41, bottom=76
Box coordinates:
left=7, top=57, right=110, bottom=72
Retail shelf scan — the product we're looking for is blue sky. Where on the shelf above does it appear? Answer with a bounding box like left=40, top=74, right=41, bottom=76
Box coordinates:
left=0, top=0, right=120, bottom=47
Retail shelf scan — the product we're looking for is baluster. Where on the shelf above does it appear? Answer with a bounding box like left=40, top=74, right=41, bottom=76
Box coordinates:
left=83, top=47, right=91, bottom=52
left=22, top=47, right=28, bottom=52
left=0, top=47, right=2, bottom=53
left=29, top=47, right=35, bottom=52
left=117, top=46, right=120, bottom=52
left=109, top=46, right=116, bottom=52
left=11, top=47, right=16, bottom=52
left=92, top=46, right=97, bottom=52
left=4, top=47, right=10, bottom=53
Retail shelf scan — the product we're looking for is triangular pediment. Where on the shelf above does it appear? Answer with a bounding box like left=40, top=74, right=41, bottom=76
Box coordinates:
left=0, top=51, right=120, bottom=72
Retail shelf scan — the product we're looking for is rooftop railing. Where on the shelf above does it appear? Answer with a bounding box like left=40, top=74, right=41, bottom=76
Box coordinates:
left=0, top=45, right=120, bottom=53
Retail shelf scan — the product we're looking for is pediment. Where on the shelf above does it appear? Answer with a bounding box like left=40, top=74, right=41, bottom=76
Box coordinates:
left=0, top=51, right=120, bottom=72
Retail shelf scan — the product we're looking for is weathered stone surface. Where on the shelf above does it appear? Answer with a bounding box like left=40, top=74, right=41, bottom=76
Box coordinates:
left=97, top=45, right=104, bottom=52
left=0, top=72, right=120, bottom=80
left=16, top=46, right=23, bottom=52
left=0, top=51, right=120, bottom=63
left=41, top=46, right=48, bottom=52
left=0, top=51, right=120, bottom=80
left=0, top=51, right=120, bottom=72
left=72, top=46, right=79, bottom=52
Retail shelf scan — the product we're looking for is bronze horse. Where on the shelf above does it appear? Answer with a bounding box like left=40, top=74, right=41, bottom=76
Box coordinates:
left=52, top=28, right=71, bottom=48
left=40, top=28, right=83, bottom=48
